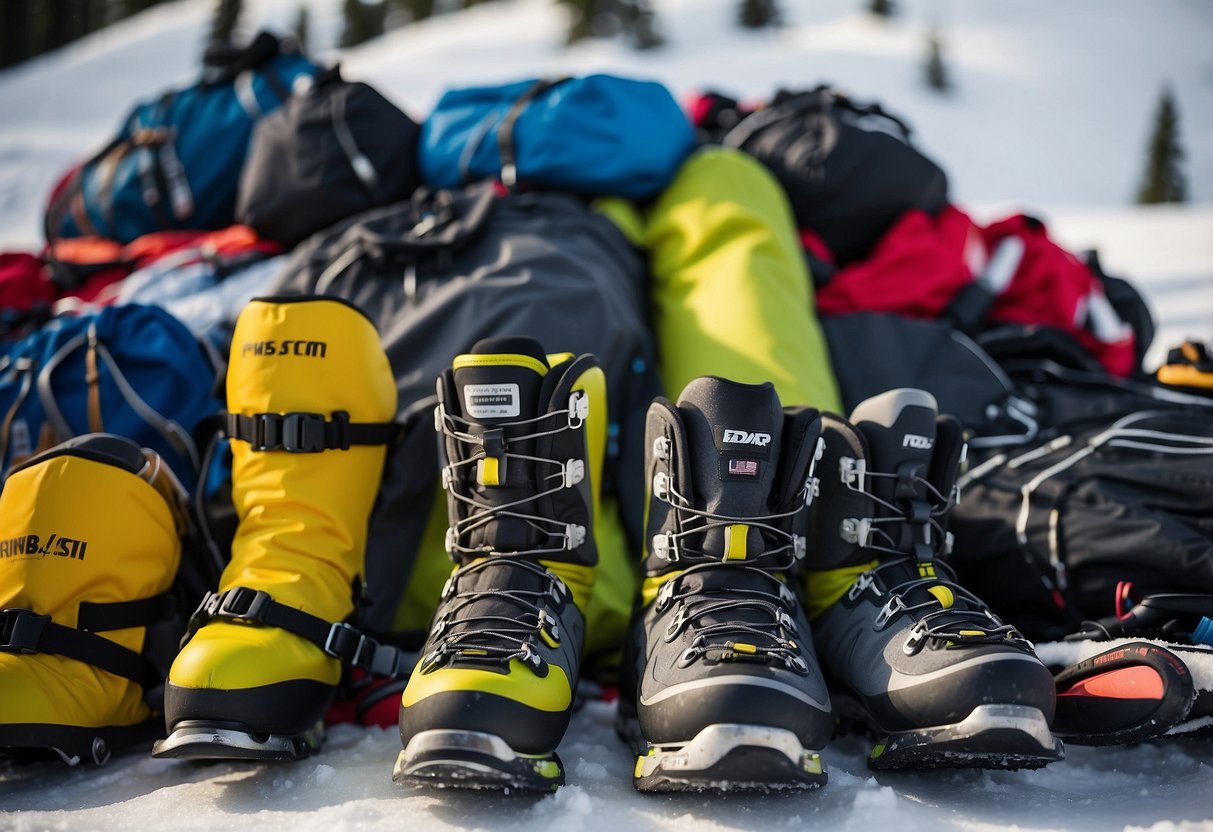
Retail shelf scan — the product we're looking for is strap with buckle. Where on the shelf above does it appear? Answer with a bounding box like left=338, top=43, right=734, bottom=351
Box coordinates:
left=0, top=607, right=162, bottom=688
left=184, top=587, right=410, bottom=679
left=226, top=410, right=398, bottom=453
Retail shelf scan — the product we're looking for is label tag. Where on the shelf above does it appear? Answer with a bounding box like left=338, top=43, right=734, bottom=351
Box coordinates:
left=463, top=383, right=520, bottom=419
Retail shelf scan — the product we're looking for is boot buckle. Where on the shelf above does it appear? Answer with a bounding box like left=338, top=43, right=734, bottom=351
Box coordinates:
left=563, top=459, right=585, bottom=487
left=0, top=609, right=49, bottom=654
left=652, top=533, right=676, bottom=562
left=567, top=392, right=589, bottom=428
left=216, top=587, right=271, bottom=622
left=564, top=524, right=586, bottom=550
left=281, top=412, right=329, bottom=453
left=840, top=517, right=872, bottom=545
left=846, top=572, right=875, bottom=602
left=873, top=595, right=906, bottom=630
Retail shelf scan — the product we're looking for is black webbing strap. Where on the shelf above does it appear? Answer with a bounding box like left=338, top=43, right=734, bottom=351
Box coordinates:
left=226, top=410, right=397, bottom=453
left=184, top=587, right=409, bottom=679
left=0, top=608, right=162, bottom=689
left=497, top=77, right=568, bottom=187
left=77, top=594, right=177, bottom=633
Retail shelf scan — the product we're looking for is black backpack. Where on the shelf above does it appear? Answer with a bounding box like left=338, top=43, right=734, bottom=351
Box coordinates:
left=950, top=377, right=1213, bottom=642
left=715, top=86, right=949, bottom=266
left=236, top=68, right=421, bottom=248
left=264, top=183, right=659, bottom=634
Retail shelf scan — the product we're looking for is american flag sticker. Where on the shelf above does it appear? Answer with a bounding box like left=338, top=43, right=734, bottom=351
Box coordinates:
left=728, top=459, right=759, bottom=477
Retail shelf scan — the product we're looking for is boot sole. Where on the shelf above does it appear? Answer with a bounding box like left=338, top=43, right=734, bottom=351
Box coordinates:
left=864, top=704, right=1064, bottom=770
left=622, top=720, right=826, bottom=793
left=393, top=729, right=564, bottom=793
left=151, top=719, right=323, bottom=761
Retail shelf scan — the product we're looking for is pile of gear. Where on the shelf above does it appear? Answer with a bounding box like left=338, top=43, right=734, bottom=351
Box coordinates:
left=1, top=30, right=1210, bottom=793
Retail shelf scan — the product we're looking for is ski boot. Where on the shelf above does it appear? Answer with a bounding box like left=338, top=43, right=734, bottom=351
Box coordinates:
left=617, top=376, right=833, bottom=792
left=0, top=434, right=187, bottom=765
left=806, top=388, right=1063, bottom=770
left=393, top=337, right=604, bottom=793
left=154, top=296, right=406, bottom=761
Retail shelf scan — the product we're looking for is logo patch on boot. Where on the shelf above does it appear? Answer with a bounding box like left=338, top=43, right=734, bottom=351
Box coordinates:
left=463, top=384, right=520, bottom=419
left=722, top=429, right=772, bottom=447
left=902, top=434, right=934, bottom=450
left=727, top=458, right=760, bottom=477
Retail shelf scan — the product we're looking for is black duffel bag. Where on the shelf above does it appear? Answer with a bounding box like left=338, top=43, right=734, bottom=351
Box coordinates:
left=719, top=85, right=948, bottom=267
left=236, top=67, right=421, bottom=248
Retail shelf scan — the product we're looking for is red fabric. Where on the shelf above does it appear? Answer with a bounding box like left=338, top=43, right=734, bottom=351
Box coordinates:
left=984, top=215, right=1135, bottom=377
left=815, top=205, right=984, bottom=318
left=799, top=228, right=835, bottom=267
left=0, top=253, right=56, bottom=311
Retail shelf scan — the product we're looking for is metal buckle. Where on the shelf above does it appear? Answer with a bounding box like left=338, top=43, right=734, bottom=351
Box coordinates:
left=324, top=621, right=361, bottom=661
left=0, top=609, right=49, bottom=654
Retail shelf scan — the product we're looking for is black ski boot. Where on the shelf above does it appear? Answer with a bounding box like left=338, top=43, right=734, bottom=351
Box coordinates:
left=393, top=337, right=604, bottom=793
left=806, top=388, right=1063, bottom=770
left=617, top=376, right=833, bottom=792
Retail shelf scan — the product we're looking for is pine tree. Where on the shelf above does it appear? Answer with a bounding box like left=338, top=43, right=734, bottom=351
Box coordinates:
left=341, top=0, right=388, bottom=47
left=1137, top=87, right=1188, bottom=204
left=293, top=5, right=311, bottom=53
left=211, top=0, right=242, bottom=44
left=924, top=27, right=949, bottom=93
left=868, top=0, right=894, bottom=18
left=622, top=0, right=663, bottom=50
left=738, top=0, right=781, bottom=29
left=558, top=0, right=595, bottom=44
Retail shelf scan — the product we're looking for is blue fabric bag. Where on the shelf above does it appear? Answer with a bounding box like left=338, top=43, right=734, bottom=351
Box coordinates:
left=0, top=305, right=223, bottom=489
left=419, top=74, right=696, bottom=200
left=46, top=32, right=322, bottom=245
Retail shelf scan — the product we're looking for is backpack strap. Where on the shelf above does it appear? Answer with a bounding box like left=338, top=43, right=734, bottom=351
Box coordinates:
left=35, top=325, right=202, bottom=472
left=495, top=77, right=569, bottom=188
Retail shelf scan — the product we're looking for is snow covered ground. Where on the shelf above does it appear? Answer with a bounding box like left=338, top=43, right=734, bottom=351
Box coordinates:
left=1, top=1, right=1212, bottom=830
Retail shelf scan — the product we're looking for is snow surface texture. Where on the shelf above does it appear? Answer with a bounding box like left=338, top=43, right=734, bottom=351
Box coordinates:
left=1, top=1, right=1212, bottom=830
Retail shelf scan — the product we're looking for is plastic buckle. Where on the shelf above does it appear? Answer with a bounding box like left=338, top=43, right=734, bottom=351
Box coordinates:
left=324, top=621, right=361, bottom=662
left=281, top=412, right=328, bottom=453
left=216, top=587, right=271, bottom=622
left=0, top=609, right=49, bottom=654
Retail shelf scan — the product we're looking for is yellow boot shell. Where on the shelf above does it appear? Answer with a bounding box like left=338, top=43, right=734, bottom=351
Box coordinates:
left=0, top=451, right=181, bottom=729
left=168, top=297, right=396, bottom=693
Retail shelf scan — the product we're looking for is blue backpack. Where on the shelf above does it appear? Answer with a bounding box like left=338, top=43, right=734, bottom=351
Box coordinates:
left=46, top=32, right=322, bottom=245
left=0, top=305, right=224, bottom=490
left=419, top=74, right=696, bottom=200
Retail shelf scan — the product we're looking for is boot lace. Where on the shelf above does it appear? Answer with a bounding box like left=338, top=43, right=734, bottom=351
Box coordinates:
left=840, top=458, right=1030, bottom=652
left=656, top=563, right=811, bottom=674
left=419, top=558, right=568, bottom=676
left=649, top=448, right=815, bottom=571
left=436, top=391, right=589, bottom=559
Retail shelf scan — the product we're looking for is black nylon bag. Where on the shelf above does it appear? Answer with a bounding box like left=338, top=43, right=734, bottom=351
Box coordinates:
left=266, top=183, right=658, bottom=633
left=820, top=312, right=1022, bottom=437
left=236, top=69, right=421, bottom=248
left=950, top=407, right=1213, bottom=642
left=723, top=86, right=948, bottom=265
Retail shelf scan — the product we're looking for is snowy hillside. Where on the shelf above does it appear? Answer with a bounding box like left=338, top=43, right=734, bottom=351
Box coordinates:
left=1, top=1, right=1212, bottom=831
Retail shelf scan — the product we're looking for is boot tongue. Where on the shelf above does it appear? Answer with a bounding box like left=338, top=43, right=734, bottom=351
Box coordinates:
left=849, top=388, right=938, bottom=503
left=451, top=337, right=549, bottom=555
left=849, top=389, right=940, bottom=562
left=452, top=336, right=548, bottom=427
left=676, top=377, right=783, bottom=559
